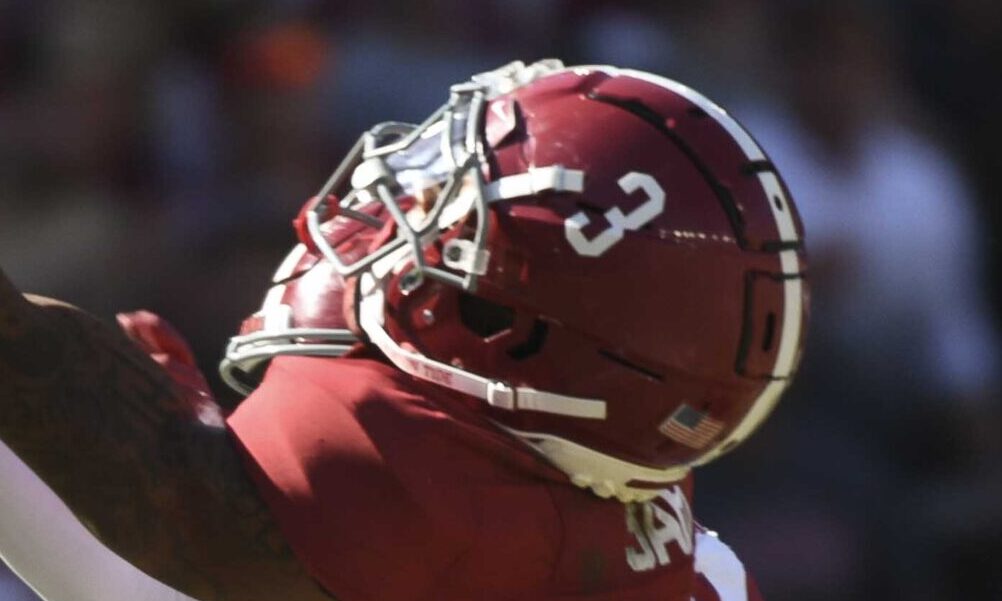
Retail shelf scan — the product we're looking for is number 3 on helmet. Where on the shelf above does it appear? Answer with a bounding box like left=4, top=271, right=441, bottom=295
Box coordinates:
left=227, top=61, right=808, bottom=503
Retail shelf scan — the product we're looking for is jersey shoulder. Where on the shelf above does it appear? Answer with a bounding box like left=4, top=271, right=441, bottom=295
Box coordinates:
left=227, top=356, right=563, bottom=600
left=228, top=356, right=721, bottom=601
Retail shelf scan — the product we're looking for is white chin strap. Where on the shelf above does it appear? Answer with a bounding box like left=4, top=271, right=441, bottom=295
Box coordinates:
left=357, top=273, right=607, bottom=420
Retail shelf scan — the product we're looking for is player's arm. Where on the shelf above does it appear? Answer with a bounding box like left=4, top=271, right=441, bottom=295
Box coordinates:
left=0, top=268, right=333, bottom=601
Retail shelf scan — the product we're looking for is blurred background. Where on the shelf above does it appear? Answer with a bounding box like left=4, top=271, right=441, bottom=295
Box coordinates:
left=1, top=0, right=999, bottom=599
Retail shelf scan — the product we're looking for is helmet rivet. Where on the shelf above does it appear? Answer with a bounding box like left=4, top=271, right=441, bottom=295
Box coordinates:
left=421, top=309, right=435, bottom=325
left=445, top=244, right=463, bottom=262
left=399, top=271, right=423, bottom=294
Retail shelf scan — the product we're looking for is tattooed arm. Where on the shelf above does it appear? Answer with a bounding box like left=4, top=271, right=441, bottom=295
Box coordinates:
left=0, top=269, right=333, bottom=601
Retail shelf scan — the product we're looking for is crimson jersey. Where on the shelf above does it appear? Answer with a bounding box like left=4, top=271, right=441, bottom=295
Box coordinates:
left=227, top=356, right=760, bottom=601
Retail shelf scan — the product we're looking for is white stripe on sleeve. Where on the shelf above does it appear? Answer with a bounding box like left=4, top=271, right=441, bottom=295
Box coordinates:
left=694, top=529, right=749, bottom=601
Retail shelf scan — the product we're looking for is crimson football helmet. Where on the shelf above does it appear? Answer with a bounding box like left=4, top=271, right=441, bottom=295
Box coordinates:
left=223, top=60, right=808, bottom=502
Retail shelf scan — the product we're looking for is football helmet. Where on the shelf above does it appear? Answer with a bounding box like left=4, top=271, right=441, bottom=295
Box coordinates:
left=224, top=60, right=808, bottom=502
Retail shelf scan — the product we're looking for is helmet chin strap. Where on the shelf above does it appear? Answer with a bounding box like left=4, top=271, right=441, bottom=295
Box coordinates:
left=357, top=272, right=607, bottom=420
left=357, top=250, right=695, bottom=504
left=358, top=270, right=688, bottom=503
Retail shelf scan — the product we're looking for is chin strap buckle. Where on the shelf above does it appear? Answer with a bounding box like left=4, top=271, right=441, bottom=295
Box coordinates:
left=487, top=380, right=516, bottom=411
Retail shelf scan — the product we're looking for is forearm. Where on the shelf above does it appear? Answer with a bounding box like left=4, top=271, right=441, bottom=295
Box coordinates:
left=1, top=275, right=168, bottom=525
left=0, top=284, right=204, bottom=590
left=0, top=268, right=331, bottom=600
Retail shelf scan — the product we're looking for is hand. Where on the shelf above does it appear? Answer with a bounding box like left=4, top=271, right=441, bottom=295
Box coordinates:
left=116, top=310, right=223, bottom=427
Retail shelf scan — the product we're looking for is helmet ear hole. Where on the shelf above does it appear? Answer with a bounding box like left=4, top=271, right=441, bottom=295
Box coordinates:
left=506, top=319, right=549, bottom=361
left=457, top=292, right=515, bottom=338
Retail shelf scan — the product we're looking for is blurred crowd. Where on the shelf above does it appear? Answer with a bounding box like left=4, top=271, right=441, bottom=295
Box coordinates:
left=1, top=1, right=1000, bottom=600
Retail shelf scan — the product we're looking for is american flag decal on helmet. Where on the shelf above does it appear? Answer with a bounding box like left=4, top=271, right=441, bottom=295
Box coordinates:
left=659, top=404, right=724, bottom=449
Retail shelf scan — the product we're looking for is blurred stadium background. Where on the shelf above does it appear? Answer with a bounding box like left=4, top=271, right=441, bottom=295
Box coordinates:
left=1, top=1, right=999, bottom=599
